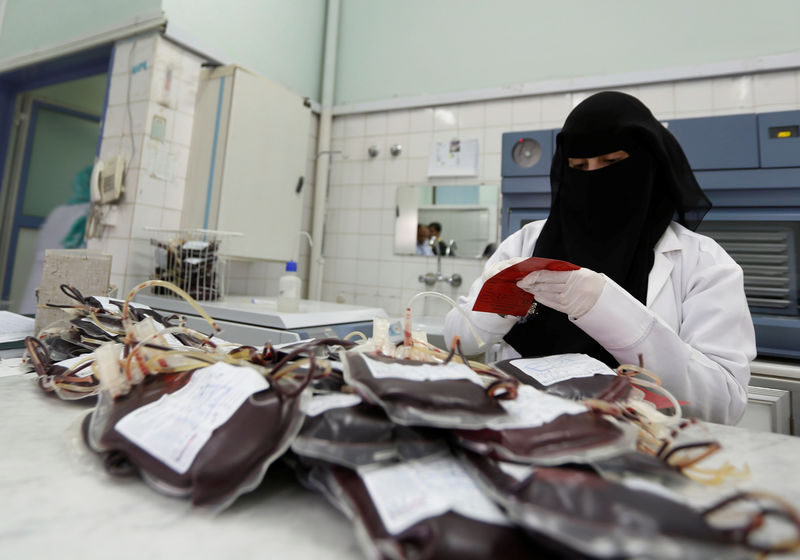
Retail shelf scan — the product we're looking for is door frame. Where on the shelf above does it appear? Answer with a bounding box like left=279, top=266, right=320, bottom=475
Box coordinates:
left=0, top=44, right=112, bottom=302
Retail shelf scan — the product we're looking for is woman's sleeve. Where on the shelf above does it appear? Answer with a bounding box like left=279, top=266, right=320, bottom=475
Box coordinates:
left=572, top=245, right=755, bottom=424
left=443, top=228, right=534, bottom=355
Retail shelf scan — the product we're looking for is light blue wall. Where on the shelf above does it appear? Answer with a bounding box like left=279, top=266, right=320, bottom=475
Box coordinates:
left=162, top=0, right=327, bottom=101
left=3, top=1, right=799, bottom=106
left=0, top=0, right=163, bottom=62
left=335, top=0, right=800, bottom=105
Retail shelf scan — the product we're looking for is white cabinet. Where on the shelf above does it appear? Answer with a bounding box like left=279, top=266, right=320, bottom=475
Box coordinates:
left=741, top=359, right=800, bottom=435
left=739, top=386, right=791, bottom=434
left=182, top=65, right=311, bottom=262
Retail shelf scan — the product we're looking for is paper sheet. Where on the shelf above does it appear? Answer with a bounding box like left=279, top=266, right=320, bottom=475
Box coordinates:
left=0, top=311, right=35, bottom=343
left=472, top=257, right=579, bottom=316
left=509, top=353, right=615, bottom=386
left=115, top=362, right=269, bottom=474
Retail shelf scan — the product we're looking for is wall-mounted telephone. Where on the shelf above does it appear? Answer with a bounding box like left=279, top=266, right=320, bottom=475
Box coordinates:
left=90, top=156, right=125, bottom=204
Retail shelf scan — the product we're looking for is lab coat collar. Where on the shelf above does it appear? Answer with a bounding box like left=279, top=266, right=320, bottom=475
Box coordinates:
left=647, top=224, right=681, bottom=307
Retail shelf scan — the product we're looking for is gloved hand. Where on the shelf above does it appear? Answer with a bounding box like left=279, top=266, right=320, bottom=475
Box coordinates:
left=482, top=256, right=528, bottom=282
left=516, top=268, right=606, bottom=318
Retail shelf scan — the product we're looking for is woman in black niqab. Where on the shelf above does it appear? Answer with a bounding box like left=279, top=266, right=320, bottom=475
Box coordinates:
left=503, top=91, right=711, bottom=365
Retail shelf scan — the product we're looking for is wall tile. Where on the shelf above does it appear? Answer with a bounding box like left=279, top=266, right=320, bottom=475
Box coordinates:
left=512, top=96, right=541, bottom=126
left=378, top=261, right=404, bottom=289
left=161, top=208, right=181, bottom=229
left=172, top=110, right=195, bottom=147
left=674, top=79, right=714, bottom=114
left=540, top=93, right=572, bottom=126
left=137, top=173, right=166, bottom=207
left=108, top=201, right=135, bottom=239
left=343, top=114, right=366, bottom=137
left=434, top=107, right=458, bottom=131
left=458, top=102, right=485, bottom=129
left=485, top=99, right=512, bottom=126
left=358, top=209, right=382, bottom=234
left=386, top=110, right=410, bottom=134
left=481, top=153, right=501, bottom=182
left=483, top=126, right=507, bottom=154
left=360, top=184, right=384, bottom=208
left=384, top=157, right=409, bottom=184
left=356, top=239, right=381, bottom=269
left=407, top=131, right=433, bottom=158
left=754, top=70, right=798, bottom=108
left=340, top=209, right=361, bottom=234
left=341, top=160, right=363, bottom=185
left=407, top=157, right=429, bottom=183
left=365, top=112, right=388, bottom=136
left=362, top=158, right=386, bottom=185
left=130, top=204, right=163, bottom=239
left=347, top=136, right=370, bottom=162
left=712, top=75, right=754, bottom=111
left=638, top=83, right=676, bottom=118
left=331, top=117, right=345, bottom=139
left=409, top=107, right=434, bottom=132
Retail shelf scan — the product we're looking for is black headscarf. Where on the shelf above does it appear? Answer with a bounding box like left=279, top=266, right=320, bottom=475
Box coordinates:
left=504, top=91, right=711, bottom=366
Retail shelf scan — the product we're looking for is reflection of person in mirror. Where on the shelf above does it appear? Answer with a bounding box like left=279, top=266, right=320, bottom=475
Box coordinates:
left=428, top=222, right=449, bottom=256
left=416, top=224, right=434, bottom=255
left=444, top=91, right=755, bottom=425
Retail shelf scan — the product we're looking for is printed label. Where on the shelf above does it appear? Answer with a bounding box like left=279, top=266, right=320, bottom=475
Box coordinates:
left=509, top=353, right=615, bottom=386
left=115, top=362, right=269, bottom=474
left=363, top=355, right=483, bottom=386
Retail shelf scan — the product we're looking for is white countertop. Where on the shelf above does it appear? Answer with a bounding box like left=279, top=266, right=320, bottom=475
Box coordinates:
left=0, top=368, right=360, bottom=560
left=3, top=361, right=800, bottom=559
left=134, top=294, right=387, bottom=330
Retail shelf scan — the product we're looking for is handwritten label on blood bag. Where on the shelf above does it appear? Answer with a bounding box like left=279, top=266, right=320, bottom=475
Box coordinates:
left=510, top=353, right=615, bottom=386
left=115, top=362, right=269, bottom=474
left=358, top=456, right=509, bottom=534
left=487, top=385, right=587, bottom=429
left=472, top=257, right=579, bottom=316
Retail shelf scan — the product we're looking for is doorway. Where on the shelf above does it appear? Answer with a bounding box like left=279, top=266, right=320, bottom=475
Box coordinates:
left=0, top=48, right=110, bottom=313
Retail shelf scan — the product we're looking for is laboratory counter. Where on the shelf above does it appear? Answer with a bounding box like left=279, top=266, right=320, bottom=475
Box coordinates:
left=2, top=362, right=800, bottom=559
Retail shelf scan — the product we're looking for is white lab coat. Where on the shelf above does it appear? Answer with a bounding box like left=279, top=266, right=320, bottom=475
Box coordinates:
left=444, top=220, right=756, bottom=425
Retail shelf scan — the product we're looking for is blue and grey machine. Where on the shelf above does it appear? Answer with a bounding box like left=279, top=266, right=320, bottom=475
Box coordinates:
left=501, top=110, right=800, bottom=361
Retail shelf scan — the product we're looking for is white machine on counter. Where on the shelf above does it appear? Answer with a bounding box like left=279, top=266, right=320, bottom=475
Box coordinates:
left=134, top=294, right=387, bottom=346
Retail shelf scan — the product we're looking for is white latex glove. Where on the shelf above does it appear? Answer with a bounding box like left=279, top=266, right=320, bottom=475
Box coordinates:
left=482, top=256, right=528, bottom=282
left=516, top=268, right=606, bottom=318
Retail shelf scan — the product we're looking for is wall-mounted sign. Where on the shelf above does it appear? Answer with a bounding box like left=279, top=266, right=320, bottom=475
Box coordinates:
left=427, top=138, right=479, bottom=177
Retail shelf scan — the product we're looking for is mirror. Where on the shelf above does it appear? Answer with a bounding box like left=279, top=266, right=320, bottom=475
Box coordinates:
left=394, top=184, right=499, bottom=259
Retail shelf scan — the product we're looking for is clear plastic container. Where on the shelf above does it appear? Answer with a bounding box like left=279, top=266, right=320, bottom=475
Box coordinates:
left=277, top=260, right=301, bottom=313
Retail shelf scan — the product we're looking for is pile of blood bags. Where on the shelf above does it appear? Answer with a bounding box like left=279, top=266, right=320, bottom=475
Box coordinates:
left=21, top=282, right=800, bottom=559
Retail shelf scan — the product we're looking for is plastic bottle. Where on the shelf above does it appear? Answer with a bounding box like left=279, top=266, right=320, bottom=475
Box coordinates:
left=277, top=260, right=301, bottom=313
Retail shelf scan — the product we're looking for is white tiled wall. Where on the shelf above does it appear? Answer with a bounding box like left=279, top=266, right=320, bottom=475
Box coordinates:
left=87, top=33, right=205, bottom=295
left=88, top=34, right=319, bottom=300
left=323, top=69, right=800, bottom=319
left=88, top=34, right=800, bottom=321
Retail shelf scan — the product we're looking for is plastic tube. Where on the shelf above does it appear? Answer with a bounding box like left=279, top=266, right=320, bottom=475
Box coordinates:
left=404, top=291, right=486, bottom=349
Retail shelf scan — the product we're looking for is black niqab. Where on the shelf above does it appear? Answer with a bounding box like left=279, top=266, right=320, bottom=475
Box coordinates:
left=504, top=91, right=711, bottom=366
